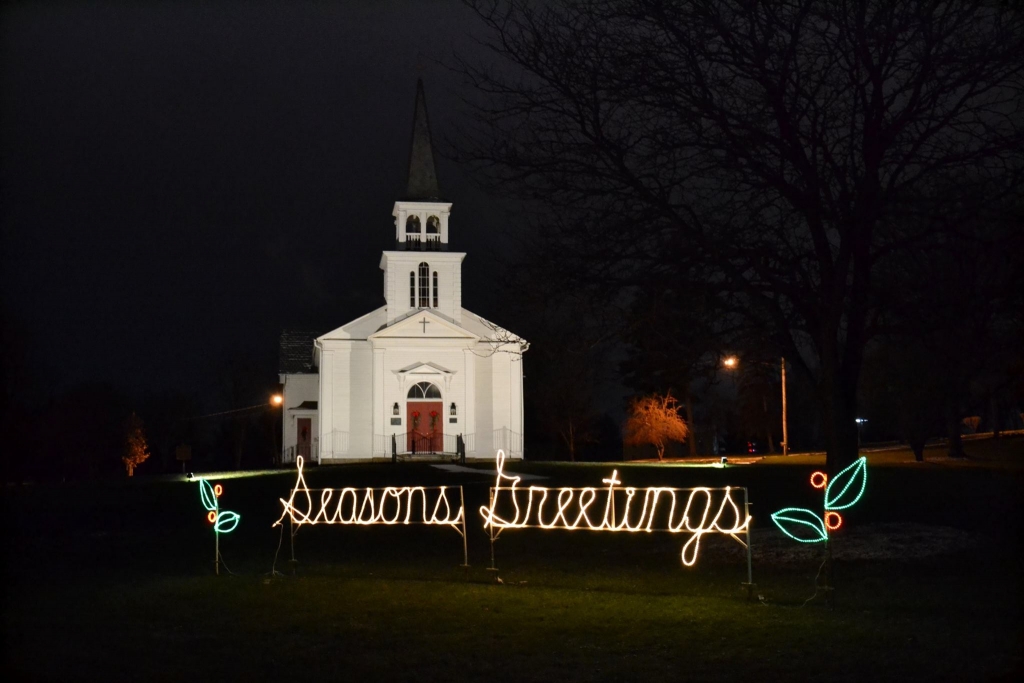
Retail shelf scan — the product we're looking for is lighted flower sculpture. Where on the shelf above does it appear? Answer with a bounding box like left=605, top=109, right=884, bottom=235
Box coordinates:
left=770, top=457, right=867, bottom=543
left=197, top=478, right=240, bottom=574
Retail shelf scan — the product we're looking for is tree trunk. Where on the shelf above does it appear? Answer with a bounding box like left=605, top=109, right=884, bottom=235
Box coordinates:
left=946, top=409, right=966, bottom=458
left=819, top=357, right=862, bottom=474
left=990, top=396, right=1001, bottom=439
left=909, top=436, right=926, bottom=462
left=568, top=423, right=576, bottom=463
left=685, top=392, right=696, bottom=458
left=656, top=443, right=664, bottom=461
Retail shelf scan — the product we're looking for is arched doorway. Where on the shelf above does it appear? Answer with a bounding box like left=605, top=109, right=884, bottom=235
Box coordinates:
left=407, top=381, right=443, bottom=453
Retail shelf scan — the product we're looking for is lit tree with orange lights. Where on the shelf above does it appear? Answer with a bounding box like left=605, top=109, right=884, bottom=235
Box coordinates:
left=624, top=393, right=690, bottom=461
left=122, top=412, right=150, bottom=477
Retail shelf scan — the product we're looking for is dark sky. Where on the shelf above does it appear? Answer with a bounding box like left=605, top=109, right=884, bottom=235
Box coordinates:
left=2, top=1, right=513, bottom=406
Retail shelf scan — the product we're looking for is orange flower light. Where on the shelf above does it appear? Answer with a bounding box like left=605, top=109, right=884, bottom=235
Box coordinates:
left=214, top=484, right=223, bottom=497
left=810, top=471, right=828, bottom=489
left=824, top=511, right=843, bottom=531
left=207, top=510, right=217, bottom=524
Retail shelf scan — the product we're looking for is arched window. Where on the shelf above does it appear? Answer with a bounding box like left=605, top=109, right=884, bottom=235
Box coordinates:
left=418, top=262, right=430, bottom=308
left=426, top=216, right=440, bottom=234
left=407, top=381, right=441, bottom=399
left=406, top=215, right=421, bottom=234
left=409, top=271, right=415, bottom=307
left=432, top=271, right=438, bottom=307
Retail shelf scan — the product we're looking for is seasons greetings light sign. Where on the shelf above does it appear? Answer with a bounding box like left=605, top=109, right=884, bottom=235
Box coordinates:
left=480, top=450, right=751, bottom=566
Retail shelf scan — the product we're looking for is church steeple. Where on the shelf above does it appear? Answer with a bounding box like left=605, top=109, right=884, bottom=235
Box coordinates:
left=392, top=80, right=453, bottom=252
left=384, top=80, right=463, bottom=325
left=405, top=78, right=441, bottom=201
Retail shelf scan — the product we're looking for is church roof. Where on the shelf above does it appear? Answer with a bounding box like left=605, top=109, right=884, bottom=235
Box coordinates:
left=403, top=79, right=442, bottom=201
left=278, top=329, right=321, bottom=373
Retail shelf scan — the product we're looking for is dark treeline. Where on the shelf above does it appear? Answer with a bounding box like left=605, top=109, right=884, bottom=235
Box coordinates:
left=453, top=0, right=1024, bottom=469
left=0, top=318, right=281, bottom=482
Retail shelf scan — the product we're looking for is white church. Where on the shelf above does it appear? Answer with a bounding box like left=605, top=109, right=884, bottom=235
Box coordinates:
left=278, top=81, right=527, bottom=464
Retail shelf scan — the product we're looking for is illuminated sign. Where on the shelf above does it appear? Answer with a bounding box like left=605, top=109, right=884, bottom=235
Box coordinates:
left=479, top=450, right=752, bottom=567
left=274, top=456, right=468, bottom=565
left=770, top=457, right=867, bottom=543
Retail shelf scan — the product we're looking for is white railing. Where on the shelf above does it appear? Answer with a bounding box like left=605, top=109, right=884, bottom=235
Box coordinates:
left=318, top=430, right=349, bottom=460
left=491, top=427, right=523, bottom=458
left=373, top=432, right=476, bottom=456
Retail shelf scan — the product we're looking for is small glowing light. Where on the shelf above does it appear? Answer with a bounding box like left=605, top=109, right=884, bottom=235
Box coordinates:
left=207, top=510, right=217, bottom=524
left=824, top=511, right=843, bottom=531
left=214, top=484, right=223, bottom=497
left=271, top=394, right=284, bottom=406
left=479, top=451, right=750, bottom=567
left=723, top=356, right=738, bottom=369
left=810, top=471, right=827, bottom=489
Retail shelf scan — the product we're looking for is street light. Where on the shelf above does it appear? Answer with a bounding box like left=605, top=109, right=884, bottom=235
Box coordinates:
left=722, top=355, right=789, bottom=457
left=271, top=394, right=283, bottom=407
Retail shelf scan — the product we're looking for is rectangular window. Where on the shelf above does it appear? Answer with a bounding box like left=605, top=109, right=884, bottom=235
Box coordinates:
left=409, top=272, right=415, bottom=307
left=432, top=272, right=438, bottom=307
left=418, top=262, right=430, bottom=308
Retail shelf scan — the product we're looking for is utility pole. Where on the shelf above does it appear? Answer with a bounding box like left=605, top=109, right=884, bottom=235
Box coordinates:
left=781, top=357, right=789, bottom=457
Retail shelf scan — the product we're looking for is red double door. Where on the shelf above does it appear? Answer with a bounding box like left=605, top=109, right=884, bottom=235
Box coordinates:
left=407, top=401, right=443, bottom=453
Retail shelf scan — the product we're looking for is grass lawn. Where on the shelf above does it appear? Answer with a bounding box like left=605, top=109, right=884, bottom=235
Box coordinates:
left=3, top=437, right=1022, bottom=681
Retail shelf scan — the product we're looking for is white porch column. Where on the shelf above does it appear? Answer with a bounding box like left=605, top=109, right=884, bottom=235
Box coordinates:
left=463, top=347, right=476, bottom=454
left=372, top=347, right=385, bottom=455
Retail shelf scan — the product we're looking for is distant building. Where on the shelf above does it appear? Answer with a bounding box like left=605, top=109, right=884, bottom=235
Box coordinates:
left=278, top=81, right=527, bottom=463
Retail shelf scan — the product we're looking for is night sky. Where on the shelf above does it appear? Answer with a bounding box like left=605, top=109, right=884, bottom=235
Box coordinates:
left=1, top=1, right=511, bottom=406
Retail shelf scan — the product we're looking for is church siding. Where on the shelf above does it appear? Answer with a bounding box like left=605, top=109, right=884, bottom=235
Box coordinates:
left=347, top=343, right=373, bottom=457
left=475, top=351, right=493, bottom=451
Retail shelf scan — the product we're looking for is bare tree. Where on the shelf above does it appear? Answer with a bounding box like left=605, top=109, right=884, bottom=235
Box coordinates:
left=454, top=0, right=1024, bottom=471
left=624, top=393, right=690, bottom=460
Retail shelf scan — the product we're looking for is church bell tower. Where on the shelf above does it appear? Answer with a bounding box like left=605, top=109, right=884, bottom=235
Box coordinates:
left=381, top=80, right=465, bottom=324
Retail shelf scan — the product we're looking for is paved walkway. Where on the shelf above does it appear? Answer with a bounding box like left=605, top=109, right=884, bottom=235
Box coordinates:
left=431, top=463, right=548, bottom=480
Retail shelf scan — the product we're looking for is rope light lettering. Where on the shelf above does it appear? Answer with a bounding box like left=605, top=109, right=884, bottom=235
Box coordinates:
left=770, top=457, right=867, bottom=543
left=479, top=450, right=752, bottom=568
left=274, top=456, right=469, bottom=565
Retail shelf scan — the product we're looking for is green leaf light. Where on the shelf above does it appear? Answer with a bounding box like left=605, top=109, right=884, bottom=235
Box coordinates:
left=214, top=510, right=241, bottom=534
left=770, top=507, right=828, bottom=543
left=199, top=478, right=218, bottom=512
left=824, top=457, right=868, bottom=511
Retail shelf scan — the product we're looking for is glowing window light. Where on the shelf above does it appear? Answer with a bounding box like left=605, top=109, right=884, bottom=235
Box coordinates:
left=274, top=456, right=465, bottom=530
left=810, top=471, right=827, bottom=489
left=824, top=511, right=843, bottom=532
left=479, top=450, right=750, bottom=567
left=824, top=457, right=867, bottom=511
